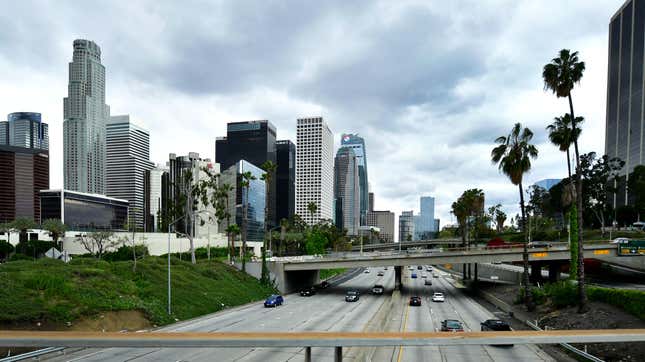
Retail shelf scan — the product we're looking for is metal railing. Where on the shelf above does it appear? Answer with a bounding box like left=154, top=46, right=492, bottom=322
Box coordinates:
left=526, top=321, right=605, bottom=362
left=1, top=347, right=64, bottom=362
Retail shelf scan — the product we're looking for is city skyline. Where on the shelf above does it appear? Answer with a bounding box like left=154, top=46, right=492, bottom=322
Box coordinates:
left=0, top=1, right=617, bottom=225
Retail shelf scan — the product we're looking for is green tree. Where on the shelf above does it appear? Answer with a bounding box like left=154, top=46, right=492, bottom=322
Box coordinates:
left=628, top=165, right=645, bottom=221
left=581, top=153, right=624, bottom=234
left=543, top=48, right=587, bottom=312
left=0, top=240, right=14, bottom=260
left=305, top=229, right=327, bottom=255
left=0, top=222, right=16, bottom=245
left=13, top=218, right=36, bottom=243
left=487, top=204, right=507, bottom=233
left=226, top=223, right=240, bottom=258
left=307, top=202, right=318, bottom=225
left=42, top=219, right=67, bottom=249
left=260, top=160, right=277, bottom=285
left=240, top=171, right=256, bottom=272
left=491, top=122, right=538, bottom=310
left=77, top=231, right=117, bottom=260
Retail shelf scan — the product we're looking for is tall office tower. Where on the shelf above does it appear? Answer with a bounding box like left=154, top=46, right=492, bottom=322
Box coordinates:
left=276, top=140, right=296, bottom=223
left=367, top=210, right=395, bottom=243
left=63, top=39, right=110, bottom=194
left=368, top=192, right=374, bottom=212
left=219, top=160, right=266, bottom=242
left=0, top=112, right=49, bottom=223
left=144, top=165, right=168, bottom=232
left=334, top=147, right=360, bottom=235
left=166, top=153, right=218, bottom=237
left=340, top=134, right=369, bottom=225
left=296, top=117, right=334, bottom=225
left=414, top=196, right=436, bottom=240
left=105, top=116, right=153, bottom=230
left=215, top=120, right=277, bottom=226
left=606, top=0, right=645, bottom=206
left=399, top=210, right=415, bottom=242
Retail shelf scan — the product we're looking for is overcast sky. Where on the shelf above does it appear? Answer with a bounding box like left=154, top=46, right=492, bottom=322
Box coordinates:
left=0, top=1, right=621, bottom=230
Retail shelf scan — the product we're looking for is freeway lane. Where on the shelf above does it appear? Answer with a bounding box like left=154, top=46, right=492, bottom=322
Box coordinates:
left=391, top=267, right=555, bottom=362
left=43, top=268, right=394, bottom=362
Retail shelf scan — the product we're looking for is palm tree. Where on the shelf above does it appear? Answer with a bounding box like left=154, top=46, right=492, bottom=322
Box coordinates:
left=226, top=224, right=240, bottom=260
left=240, top=171, right=256, bottom=272
left=491, top=123, right=538, bottom=310
left=546, top=114, right=582, bottom=179
left=260, top=160, right=277, bottom=285
left=217, top=183, right=234, bottom=261
left=307, top=202, right=318, bottom=225
left=279, top=218, right=289, bottom=256
left=543, top=48, right=588, bottom=312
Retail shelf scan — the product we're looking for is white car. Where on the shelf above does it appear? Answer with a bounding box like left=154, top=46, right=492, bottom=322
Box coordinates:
left=432, top=292, right=445, bottom=302
left=364, top=269, right=370, bottom=273
left=421, top=273, right=427, bottom=278
left=611, top=237, right=630, bottom=244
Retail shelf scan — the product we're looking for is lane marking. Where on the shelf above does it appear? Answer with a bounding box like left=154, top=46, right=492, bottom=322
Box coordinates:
left=396, top=303, right=410, bottom=362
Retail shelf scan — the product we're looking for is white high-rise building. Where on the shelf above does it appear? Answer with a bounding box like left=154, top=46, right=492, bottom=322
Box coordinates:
left=106, top=115, right=153, bottom=229
left=296, top=117, right=334, bottom=224
left=63, top=39, right=110, bottom=194
left=146, top=165, right=167, bottom=232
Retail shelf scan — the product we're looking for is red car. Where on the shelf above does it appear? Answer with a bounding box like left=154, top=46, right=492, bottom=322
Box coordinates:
left=409, top=296, right=422, bottom=306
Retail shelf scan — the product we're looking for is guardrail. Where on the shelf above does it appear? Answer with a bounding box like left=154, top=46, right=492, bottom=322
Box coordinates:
left=0, top=347, right=64, bottom=362
left=3, top=330, right=643, bottom=362
left=526, top=321, right=604, bottom=362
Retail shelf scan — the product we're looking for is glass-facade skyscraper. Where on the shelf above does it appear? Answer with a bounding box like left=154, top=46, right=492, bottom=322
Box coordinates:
left=0, top=112, right=49, bottom=223
left=276, top=140, right=296, bottom=223
left=63, top=39, right=110, bottom=194
left=606, top=0, right=645, bottom=206
left=219, top=160, right=265, bottom=242
left=340, top=134, right=368, bottom=225
left=334, top=147, right=360, bottom=235
left=215, top=120, right=277, bottom=226
left=414, top=196, right=436, bottom=240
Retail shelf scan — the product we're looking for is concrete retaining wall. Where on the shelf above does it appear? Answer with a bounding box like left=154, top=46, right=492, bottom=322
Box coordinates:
left=351, top=290, right=400, bottom=361
left=447, top=263, right=522, bottom=284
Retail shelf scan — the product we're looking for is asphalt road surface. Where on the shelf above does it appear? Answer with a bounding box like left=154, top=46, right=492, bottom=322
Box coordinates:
left=42, top=268, right=394, bottom=362
left=375, top=267, right=555, bottom=362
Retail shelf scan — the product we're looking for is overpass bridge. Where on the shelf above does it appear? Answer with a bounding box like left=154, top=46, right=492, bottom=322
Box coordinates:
left=268, top=244, right=626, bottom=292
left=351, top=239, right=464, bottom=252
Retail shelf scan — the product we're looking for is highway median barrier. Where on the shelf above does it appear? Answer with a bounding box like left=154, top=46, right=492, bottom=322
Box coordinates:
left=350, top=290, right=400, bottom=361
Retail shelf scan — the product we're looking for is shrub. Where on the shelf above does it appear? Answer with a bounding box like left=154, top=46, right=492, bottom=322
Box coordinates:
left=15, top=240, right=56, bottom=257
left=588, top=287, right=645, bottom=320
left=103, top=245, right=149, bottom=262
left=543, top=281, right=577, bottom=308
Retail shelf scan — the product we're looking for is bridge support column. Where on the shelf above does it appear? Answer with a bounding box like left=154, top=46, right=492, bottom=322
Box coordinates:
left=394, top=266, right=402, bottom=290
left=530, top=262, right=543, bottom=284
left=304, top=347, right=311, bottom=362
left=467, top=263, right=472, bottom=280
left=548, top=262, right=561, bottom=282
left=474, top=263, right=478, bottom=281
left=334, top=346, right=342, bottom=362
left=463, top=264, right=468, bottom=280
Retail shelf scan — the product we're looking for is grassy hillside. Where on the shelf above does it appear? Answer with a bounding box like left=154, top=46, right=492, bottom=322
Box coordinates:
left=0, top=257, right=276, bottom=327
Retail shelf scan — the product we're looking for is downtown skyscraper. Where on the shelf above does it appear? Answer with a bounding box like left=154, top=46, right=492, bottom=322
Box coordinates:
left=106, top=115, right=153, bottom=230
left=63, top=39, right=110, bottom=194
left=606, top=0, right=645, bottom=206
left=334, top=147, right=359, bottom=235
left=340, top=134, right=369, bottom=225
left=296, top=117, right=334, bottom=225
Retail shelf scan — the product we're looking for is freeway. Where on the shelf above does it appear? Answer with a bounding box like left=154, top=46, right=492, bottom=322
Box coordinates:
left=42, top=268, right=395, bottom=362
left=373, top=267, right=555, bottom=362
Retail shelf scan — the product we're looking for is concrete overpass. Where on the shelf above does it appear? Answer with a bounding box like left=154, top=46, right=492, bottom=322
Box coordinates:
left=268, top=244, right=634, bottom=292
left=351, top=239, right=464, bottom=252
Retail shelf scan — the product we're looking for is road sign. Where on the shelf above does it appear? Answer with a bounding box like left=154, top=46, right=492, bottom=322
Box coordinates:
left=593, top=249, right=610, bottom=255
left=532, top=252, right=548, bottom=258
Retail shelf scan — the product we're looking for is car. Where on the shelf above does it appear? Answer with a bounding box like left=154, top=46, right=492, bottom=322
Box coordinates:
left=432, top=292, right=445, bottom=302
left=611, top=237, right=630, bottom=244
left=441, top=319, right=464, bottom=332
left=417, top=265, right=423, bottom=270
left=424, top=279, right=433, bottom=286
left=426, top=266, right=433, bottom=271
left=433, top=273, right=439, bottom=278
left=314, top=281, right=330, bottom=290
left=372, top=284, right=384, bottom=295
left=345, top=290, right=360, bottom=302
left=528, top=241, right=552, bottom=248
left=409, top=296, right=422, bottom=306
left=481, top=319, right=511, bottom=332
left=377, top=271, right=384, bottom=276
left=408, top=266, right=414, bottom=270
left=264, top=294, right=284, bottom=307
left=384, top=267, right=388, bottom=270
left=421, top=273, right=427, bottom=278
left=411, top=273, right=418, bottom=279
left=299, top=287, right=316, bottom=297
left=364, top=269, right=370, bottom=273
left=481, top=319, right=513, bottom=346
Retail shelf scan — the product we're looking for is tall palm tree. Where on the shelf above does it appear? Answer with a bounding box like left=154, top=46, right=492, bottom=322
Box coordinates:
left=546, top=114, right=582, bottom=179
left=260, top=160, right=277, bottom=285
left=307, top=202, right=318, bottom=225
left=543, top=49, right=588, bottom=312
left=226, top=224, right=240, bottom=259
left=491, top=123, right=538, bottom=310
left=240, top=171, right=256, bottom=272
left=217, top=183, right=234, bottom=261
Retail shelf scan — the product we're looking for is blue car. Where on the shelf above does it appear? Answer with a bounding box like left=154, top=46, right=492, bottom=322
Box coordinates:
left=411, top=273, right=418, bottom=279
left=264, top=294, right=284, bottom=308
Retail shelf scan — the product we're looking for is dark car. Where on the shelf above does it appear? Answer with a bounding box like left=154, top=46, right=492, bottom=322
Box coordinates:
left=441, top=319, right=464, bottom=332
left=315, top=281, right=330, bottom=290
left=264, top=294, right=284, bottom=308
left=409, top=296, right=422, bottom=306
left=481, top=319, right=513, bottom=346
left=300, top=287, right=316, bottom=297
left=377, top=271, right=385, bottom=276
left=372, top=284, right=384, bottom=295
left=411, top=273, right=418, bottom=279
left=528, top=241, right=552, bottom=248
left=417, top=265, right=423, bottom=270
left=424, top=279, right=433, bottom=286
left=345, top=290, right=360, bottom=302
